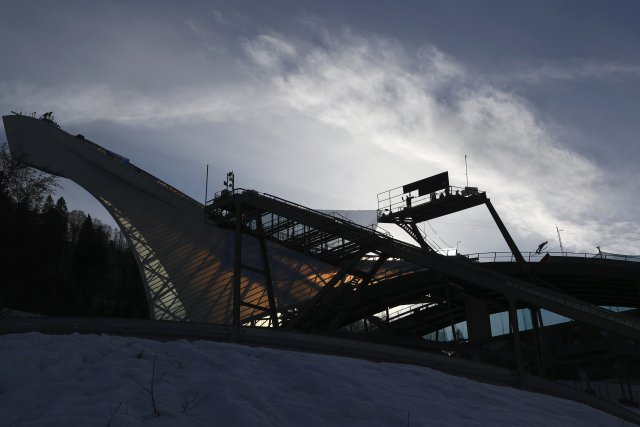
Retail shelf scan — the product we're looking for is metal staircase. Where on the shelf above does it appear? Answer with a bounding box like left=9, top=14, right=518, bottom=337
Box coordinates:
left=208, top=190, right=383, bottom=268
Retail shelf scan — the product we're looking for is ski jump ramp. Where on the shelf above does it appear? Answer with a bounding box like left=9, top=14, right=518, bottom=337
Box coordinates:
left=2, top=114, right=345, bottom=323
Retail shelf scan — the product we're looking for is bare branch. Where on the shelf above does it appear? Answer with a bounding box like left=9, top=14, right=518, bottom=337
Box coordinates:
left=0, top=142, right=58, bottom=208
left=181, top=391, right=201, bottom=414
left=127, top=355, right=161, bottom=416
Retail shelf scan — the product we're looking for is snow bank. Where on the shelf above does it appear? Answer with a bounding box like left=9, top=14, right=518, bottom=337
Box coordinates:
left=0, top=333, right=631, bottom=426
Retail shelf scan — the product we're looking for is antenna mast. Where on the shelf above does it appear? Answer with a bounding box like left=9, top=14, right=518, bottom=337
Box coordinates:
left=465, top=154, right=469, bottom=187
left=205, top=164, right=209, bottom=204
left=556, top=225, right=564, bottom=253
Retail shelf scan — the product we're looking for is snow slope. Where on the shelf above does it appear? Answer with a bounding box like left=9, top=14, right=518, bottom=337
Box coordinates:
left=0, top=333, right=632, bottom=426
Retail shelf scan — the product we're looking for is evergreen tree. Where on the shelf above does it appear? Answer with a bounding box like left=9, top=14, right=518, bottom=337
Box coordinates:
left=0, top=142, right=147, bottom=318
left=68, top=210, right=87, bottom=244
left=35, top=197, right=70, bottom=313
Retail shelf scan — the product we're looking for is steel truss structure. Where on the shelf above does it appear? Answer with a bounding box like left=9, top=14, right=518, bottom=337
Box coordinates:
left=206, top=188, right=640, bottom=338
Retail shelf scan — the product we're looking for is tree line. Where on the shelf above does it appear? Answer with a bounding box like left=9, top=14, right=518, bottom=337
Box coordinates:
left=0, top=142, right=148, bottom=317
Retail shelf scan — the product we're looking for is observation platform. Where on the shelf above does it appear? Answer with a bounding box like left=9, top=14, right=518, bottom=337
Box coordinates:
left=377, top=184, right=487, bottom=224
left=375, top=172, right=524, bottom=267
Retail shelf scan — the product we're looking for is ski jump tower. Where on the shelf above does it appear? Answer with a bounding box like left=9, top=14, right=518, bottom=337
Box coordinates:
left=3, top=113, right=640, bottom=347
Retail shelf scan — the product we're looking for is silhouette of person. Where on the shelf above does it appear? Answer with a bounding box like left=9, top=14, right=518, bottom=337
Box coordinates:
left=535, top=241, right=548, bottom=254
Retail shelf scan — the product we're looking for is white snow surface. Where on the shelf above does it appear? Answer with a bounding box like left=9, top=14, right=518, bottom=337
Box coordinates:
left=0, top=332, right=632, bottom=426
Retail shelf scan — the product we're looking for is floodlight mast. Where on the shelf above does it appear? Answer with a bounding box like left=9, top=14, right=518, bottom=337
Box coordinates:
left=465, top=154, right=469, bottom=188
left=205, top=164, right=209, bottom=204
left=556, top=226, right=564, bottom=253
left=224, top=171, right=235, bottom=192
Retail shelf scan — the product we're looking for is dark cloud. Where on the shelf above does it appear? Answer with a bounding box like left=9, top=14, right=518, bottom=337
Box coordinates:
left=2, top=1, right=640, bottom=254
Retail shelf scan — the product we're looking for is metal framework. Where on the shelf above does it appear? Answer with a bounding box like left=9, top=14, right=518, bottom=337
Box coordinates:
left=100, top=197, right=187, bottom=320
left=4, top=113, right=640, bottom=393
left=206, top=187, right=640, bottom=342
left=377, top=172, right=525, bottom=263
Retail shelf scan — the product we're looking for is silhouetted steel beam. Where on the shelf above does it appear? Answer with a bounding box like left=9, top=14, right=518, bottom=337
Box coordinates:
left=325, top=254, right=390, bottom=332
left=485, top=199, right=526, bottom=265
left=284, top=250, right=368, bottom=331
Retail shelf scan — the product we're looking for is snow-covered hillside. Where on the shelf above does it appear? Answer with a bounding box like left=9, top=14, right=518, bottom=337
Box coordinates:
left=0, top=333, right=632, bottom=426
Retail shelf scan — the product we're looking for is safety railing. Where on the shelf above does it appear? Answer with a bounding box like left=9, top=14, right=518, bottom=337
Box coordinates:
left=376, top=185, right=483, bottom=219
left=207, top=188, right=399, bottom=244
left=208, top=190, right=640, bottom=276
left=208, top=189, right=640, bottom=268
left=206, top=188, right=461, bottom=275
left=463, top=252, right=640, bottom=264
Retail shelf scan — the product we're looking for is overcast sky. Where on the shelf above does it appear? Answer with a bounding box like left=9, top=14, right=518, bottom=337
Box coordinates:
left=2, top=0, right=640, bottom=255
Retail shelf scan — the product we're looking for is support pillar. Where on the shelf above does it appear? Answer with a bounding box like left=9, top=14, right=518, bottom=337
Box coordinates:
left=508, top=299, right=525, bottom=383
left=465, top=295, right=492, bottom=341
left=256, top=216, right=279, bottom=328
left=531, top=307, right=546, bottom=377
left=445, top=283, right=458, bottom=341
left=325, top=254, right=389, bottom=332
left=409, top=223, right=431, bottom=250
left=284, top=250, right=367, bottom=330
left=232, top=200, right=242, bottom=338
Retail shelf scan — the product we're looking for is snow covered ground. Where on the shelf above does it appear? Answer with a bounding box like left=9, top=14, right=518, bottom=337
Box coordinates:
left=0, top=332, right=633, bottom=426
